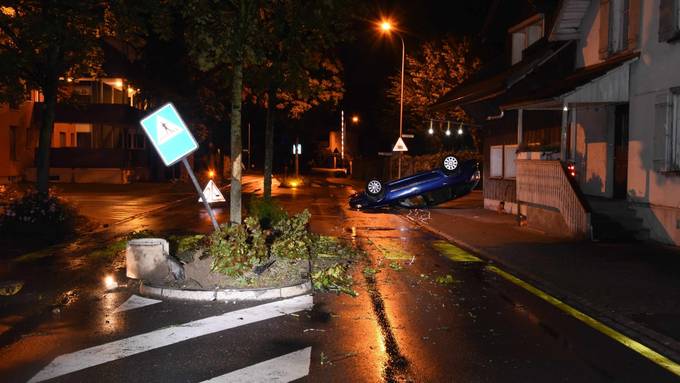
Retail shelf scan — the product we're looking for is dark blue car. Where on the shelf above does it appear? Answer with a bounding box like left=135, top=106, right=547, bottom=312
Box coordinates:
left=349, top=155, right=480, bottom=210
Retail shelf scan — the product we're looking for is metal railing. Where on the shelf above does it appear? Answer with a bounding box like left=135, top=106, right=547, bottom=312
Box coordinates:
left=516, top=159, right=591, bottom=237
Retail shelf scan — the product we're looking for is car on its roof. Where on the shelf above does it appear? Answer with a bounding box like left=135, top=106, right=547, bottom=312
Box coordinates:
left=349, top=155, right=480, bottom=210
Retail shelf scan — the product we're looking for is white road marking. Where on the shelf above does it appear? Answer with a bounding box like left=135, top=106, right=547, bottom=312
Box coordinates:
left=29, top=295, right=313, bottom=383
left=113, top=294, right=162, bottom=313
left=201, top=347, right=312, bottom=383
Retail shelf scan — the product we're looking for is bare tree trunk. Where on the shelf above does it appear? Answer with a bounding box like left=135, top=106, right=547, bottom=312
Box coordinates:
left=36, top=78, right=57, bottom=194
left=263, top=87, right=274, bottom=199
left=229, top=62, right=243, bottom=224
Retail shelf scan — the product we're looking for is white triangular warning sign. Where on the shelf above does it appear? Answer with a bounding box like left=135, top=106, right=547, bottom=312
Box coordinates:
left=392, top=137, right=408, bottom=152
left=198, top=180, right=226, bottom=203
left=157, top=115, right=183, bottom=145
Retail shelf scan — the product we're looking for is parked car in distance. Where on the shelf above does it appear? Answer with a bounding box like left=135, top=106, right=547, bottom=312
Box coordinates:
left=349, top=155, right=480, bottom=210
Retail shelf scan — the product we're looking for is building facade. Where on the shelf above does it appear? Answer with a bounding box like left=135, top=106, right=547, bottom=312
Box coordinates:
left=0, top=76, right=154, bottom=184
left=432, top=0, right=680, bottom=246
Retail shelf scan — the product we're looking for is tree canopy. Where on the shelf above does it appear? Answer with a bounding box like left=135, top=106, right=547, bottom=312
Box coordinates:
left=387, top=36, right=480, bottom=149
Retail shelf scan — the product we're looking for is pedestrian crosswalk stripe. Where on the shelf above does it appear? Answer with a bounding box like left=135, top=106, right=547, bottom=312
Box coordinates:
left=28, top=295, right=314, bottom=383
left=200, top=347, right=312, bottom=383
left=113, top=294, right=161, bottom=313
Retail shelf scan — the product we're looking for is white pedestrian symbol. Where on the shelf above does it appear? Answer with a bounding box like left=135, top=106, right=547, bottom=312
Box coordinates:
left=156, top=116, right=183, bottom=145
left=199, top=180, right=226, bottom=203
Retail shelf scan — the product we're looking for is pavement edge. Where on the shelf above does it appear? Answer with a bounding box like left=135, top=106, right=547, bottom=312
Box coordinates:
left=139, top=280, right=312, bottom=302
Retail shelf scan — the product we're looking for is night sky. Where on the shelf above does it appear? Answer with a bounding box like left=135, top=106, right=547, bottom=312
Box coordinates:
left=334, top=1, right=494, bottom=156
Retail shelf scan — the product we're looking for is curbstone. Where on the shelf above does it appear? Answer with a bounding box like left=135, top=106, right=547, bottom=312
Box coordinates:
left=140, top=280, right=312, bottom=302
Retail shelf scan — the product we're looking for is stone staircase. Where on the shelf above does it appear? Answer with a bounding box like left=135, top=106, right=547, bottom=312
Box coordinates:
left=587, top=197, right=649, bottom=242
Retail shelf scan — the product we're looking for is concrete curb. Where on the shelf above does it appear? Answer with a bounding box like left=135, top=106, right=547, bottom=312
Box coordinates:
left=139, top=280, right=312, bottom=302
left=401, top=212, right=680, bottom=364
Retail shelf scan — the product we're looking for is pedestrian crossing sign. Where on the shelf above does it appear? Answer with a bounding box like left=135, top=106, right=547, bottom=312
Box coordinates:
left=198, top=180, right=226, bottom=203
left=140, top=103, right=199, bottom=166
left=393, top=137, right=408, bottom=152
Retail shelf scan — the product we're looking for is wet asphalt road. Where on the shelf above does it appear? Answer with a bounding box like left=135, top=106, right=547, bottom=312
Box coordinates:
left=0, top=176, right=678, bottom=382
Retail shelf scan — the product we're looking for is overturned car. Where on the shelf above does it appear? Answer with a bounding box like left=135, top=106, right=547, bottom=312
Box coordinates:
left=349, top=155, right=480, bottom=210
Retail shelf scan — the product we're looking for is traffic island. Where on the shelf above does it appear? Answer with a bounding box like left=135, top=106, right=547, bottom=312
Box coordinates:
left=127, top=207, right=362, bottom=302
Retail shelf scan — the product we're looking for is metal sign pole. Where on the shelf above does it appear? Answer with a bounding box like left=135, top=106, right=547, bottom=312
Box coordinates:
left=182, top=157, right=220, bottom=231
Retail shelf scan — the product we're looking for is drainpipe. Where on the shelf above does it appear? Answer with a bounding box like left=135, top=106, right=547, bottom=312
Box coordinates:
left=560, top=104, right=569, bottom=161
left=487, top=109, right=504, bottom=120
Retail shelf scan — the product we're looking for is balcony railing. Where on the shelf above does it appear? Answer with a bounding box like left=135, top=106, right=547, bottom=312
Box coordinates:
left=516, top=159, right=591, bottom=238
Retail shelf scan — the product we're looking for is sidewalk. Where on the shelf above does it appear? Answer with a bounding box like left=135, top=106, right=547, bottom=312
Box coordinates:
left=407, top=191, right=680, bottom=359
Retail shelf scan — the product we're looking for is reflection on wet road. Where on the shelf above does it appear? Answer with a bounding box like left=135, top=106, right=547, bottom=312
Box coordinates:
left=1, top=175, right=679, bottom=382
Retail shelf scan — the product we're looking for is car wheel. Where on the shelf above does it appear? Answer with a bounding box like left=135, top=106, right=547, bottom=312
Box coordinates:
left=442, top=155, right=459, bottom=175
left=365, top=179, right=384, bottom=200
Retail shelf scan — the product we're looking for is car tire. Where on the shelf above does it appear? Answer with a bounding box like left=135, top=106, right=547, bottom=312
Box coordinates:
left=365, top=179, right=385, bottom=200
left=442, top=155, right=459, bottom=175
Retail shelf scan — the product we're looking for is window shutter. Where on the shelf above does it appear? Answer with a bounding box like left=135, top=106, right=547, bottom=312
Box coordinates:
left=599, top=0, right=611, bottom=58
left=653, top=92, right=671, bottom=171
left=659, top=0, right=676, bottom=42
left=626, top=0, right=640, bottom=49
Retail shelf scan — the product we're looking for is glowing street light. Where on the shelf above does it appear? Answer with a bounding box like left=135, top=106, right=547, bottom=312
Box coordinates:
left=352, top=115, right=359, bottom=124
left=378, top=17, right=406, bottom=177
left=428, top=119, right=434, bottom=135
left=457, top=123, right=464, bottom=135
left=445, top=121, right=451, bottom=136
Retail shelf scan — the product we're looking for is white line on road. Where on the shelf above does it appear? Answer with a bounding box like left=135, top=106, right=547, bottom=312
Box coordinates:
left=29, top=295, right=313, bottom=383
left=200, top=347, right=312, bottom=383
left=113, top=294, right=162, bottom=313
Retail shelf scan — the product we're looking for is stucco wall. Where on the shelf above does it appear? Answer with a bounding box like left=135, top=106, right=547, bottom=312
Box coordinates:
left=626, top=0, right=680, bottom=245
left=575, top=106, right=613, bottom=197
left=575, top=0, right=603, bottom=68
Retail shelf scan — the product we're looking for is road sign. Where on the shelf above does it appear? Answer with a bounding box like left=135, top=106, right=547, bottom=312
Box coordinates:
left=140, top=103, right=198, bottom=166
left=401, top=134, right=414, bottom=138
left=199, top=180, right=225, bottom=203
left=392, top=137, right=408, bottom=152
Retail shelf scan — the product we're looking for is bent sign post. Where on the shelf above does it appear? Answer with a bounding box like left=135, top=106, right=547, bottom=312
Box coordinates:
left=140, top=102, right=220, bottom=231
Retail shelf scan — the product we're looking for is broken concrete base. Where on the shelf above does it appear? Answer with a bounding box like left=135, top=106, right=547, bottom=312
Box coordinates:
left=126, top=238, right=183, bottom=284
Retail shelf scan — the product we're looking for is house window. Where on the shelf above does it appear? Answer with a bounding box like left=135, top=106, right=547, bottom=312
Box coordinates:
left=504, top=145, right=518, bottom=178
left=490, top=145, right=518, bottom=178
left=490, top=145, right=504, bottom=177
left=126, top=131, right=146, bottom=149
left=608, top=0, right=629, bottom=53
left=59, top=132, right=66, bottom=147
left=9, top=126, right=17, bottom=161
left=653, top=89, right=680, bottom=172
left=510, top=15, right=544, bottom=65
left=659, top=0, right=680, bottom=42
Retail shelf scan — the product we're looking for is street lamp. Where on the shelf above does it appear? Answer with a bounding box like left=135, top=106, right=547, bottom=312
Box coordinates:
left=379, top=18, right=405, bottom=178
left=352, top=115, right=359, bottom=124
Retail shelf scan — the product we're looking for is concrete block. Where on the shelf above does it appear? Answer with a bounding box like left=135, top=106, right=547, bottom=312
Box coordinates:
left=126, top=238, right=170, bottom=282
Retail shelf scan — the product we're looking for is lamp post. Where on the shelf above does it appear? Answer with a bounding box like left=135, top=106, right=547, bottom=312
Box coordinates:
left=380, top=19, right=405, bottom=178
